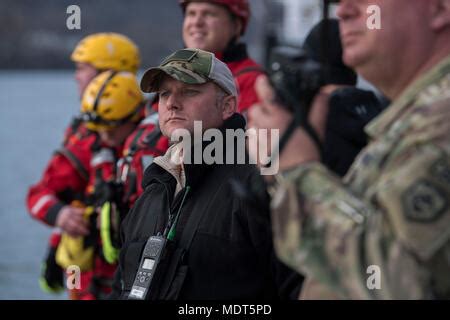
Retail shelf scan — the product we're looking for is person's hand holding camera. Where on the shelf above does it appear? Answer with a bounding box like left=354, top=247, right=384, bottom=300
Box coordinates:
left=248, top=75, right=340, bottom=172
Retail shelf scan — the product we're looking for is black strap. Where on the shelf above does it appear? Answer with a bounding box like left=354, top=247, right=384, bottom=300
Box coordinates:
left=55, top=147, right=89, bottom=181
left=122, top=172, right=137, bottom=206
left=269, top=114, right=324, bottom=168
left=127, top=124, right=162, bottom=159
left=127, top=126, right=146, bottom=157
left=301, top=120, right=323, bottom=157
left=83, top=102, right=144, bottom=128
left=122, top=126, right=161, bottom=205
left=142, top=127, right=162, bottom=150
left=92, top=71, right=118, bottom=113
left=63, top=116, right=83, bottom=146
left=70, top=116, right=83, bottom=133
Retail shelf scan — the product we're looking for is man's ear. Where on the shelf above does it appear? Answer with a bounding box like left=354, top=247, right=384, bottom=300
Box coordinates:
left=430, top=0, right=450, bottom=31
left=222, top=95, right=237, bottom=120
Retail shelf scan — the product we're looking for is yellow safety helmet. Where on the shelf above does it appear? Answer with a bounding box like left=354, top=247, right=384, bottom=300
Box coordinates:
left=81, top=70, right=144, bottom=131
left=71, top=33, right=141, bottom=73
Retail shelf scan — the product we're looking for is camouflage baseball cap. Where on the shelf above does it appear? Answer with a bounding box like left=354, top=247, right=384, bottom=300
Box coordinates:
left=140, top=48, right=237, bottom=96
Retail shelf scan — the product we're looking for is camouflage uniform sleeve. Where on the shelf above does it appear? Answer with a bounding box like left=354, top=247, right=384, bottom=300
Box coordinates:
left=271, top=102, right=450, bottom=299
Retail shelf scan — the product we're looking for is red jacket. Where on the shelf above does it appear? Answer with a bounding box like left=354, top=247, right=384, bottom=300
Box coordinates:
left=120, top=110, right=169, bottom=208
left=216, top=43, right=264, bottom=114
left=27, top=124, right=97, bottom=226
left=27, top=117, right=131, bottom=300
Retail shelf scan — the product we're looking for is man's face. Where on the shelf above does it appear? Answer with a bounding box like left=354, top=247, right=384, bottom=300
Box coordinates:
left=74, top=62, right=98, bottom=97
left=158, top=76, right=227, bottom=138
left=337, top=0, right=430, bottom=80
left=183, top=2, right=240, bottom=53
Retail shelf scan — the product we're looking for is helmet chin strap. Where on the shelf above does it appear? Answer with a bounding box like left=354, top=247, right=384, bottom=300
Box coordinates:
left=92, top=71, right=118, bottom=113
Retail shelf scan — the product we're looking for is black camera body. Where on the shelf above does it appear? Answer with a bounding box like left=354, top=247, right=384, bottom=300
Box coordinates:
left=268, top=46, right=325, bottom=118
left=267, top=45, right=385, bottom=176
left=267, top=46, right=327, bottom=153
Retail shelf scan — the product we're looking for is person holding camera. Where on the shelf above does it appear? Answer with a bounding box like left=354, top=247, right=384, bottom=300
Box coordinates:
left=248, top=0, right=450, bottom=299
left=303, top=18, right=385, bottom=177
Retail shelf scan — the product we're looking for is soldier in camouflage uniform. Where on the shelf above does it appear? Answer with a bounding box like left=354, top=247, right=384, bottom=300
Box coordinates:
left=248, top=0, right=450, bottom=299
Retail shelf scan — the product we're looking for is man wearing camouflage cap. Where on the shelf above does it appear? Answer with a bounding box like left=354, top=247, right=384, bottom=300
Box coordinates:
left=110, top=48, right=302, bottom=300
left=248, top=0, right=450, bottom=299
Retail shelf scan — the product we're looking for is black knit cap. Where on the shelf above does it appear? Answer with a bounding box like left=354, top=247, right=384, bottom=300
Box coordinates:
left=303, top=18, right=357, bottom=86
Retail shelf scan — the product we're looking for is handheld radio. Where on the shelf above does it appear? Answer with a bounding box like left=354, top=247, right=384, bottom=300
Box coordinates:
left=128, top=235, right=167, bottom=300
left=127, top=186, right=190, bottom=300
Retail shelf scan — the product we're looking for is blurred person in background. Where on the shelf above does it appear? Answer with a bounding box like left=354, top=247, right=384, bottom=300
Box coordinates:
left=26, top=33, right=141, bottom=298
left=180, top=0, right=264, bottom=116
left=44, top=70, right=143, bottom=299
left=300, top=18, right=385, bottom=177
left=248, top=17, right=385, bottom=298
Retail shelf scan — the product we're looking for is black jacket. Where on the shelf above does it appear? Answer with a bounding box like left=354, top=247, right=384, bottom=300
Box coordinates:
left=110, top=114, right=302, bottom=300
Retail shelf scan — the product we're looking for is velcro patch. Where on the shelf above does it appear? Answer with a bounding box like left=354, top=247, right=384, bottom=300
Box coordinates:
left=430, top=157, right=450, bottom=186
left=402, top=179, right=448, bottom=222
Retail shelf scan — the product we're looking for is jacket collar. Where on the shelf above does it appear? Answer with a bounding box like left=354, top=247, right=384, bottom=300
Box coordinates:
left=215, top=42, right=249, bottom=63
left=366, top=54, right=450, bottom=138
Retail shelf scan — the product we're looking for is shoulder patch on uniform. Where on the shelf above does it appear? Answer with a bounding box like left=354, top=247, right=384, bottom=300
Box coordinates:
left=402, top=179, right=448, bottom=223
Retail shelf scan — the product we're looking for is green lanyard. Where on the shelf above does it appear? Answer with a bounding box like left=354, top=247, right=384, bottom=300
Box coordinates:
left=167, top=186, right=191, bottom=241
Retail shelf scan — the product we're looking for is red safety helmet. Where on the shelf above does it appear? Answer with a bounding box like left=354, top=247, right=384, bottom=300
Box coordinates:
left=179, top=0, right=250, bottom=35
